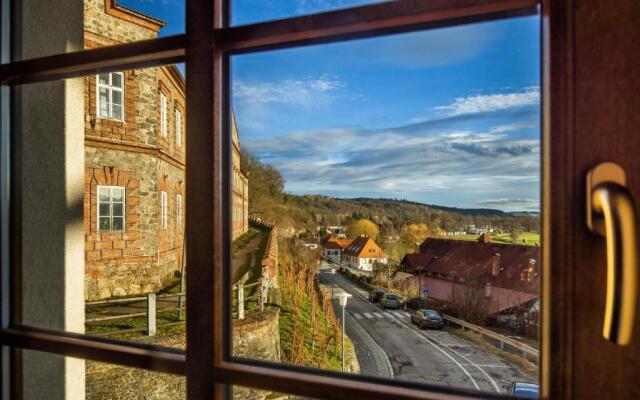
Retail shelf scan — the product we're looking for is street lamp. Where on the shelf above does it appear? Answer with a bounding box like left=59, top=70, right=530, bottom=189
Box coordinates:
left=329, top=268, right=336, bottom=299
left=336, top=292, right=352, bottom=372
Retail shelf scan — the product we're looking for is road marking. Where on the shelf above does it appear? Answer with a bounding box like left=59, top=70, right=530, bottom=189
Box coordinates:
left=345, top=312, right=395, bottom=379
left=353, top=313, right=363, bottom=320
left=364, top=312, right=374, bottom=319
left=393, top=311, right=410, bottom=320
left=373, top=312, right=384, bottom=319
left=333, top=273, right=497, bottom=393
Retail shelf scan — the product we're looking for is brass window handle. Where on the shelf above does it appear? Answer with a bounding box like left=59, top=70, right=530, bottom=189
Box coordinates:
left=587, top=162, right=638, bottom=345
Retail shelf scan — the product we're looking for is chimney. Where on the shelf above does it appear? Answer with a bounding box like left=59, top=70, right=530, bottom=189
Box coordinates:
left=491, top=253, right=501, bottom=276
left=415, top=242, right=421, bottom=254
left=484, top=283, right=492, bottom=298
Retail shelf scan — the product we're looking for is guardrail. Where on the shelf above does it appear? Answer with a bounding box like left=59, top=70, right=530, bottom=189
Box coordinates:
left=443, top=314, right=539, bottom=359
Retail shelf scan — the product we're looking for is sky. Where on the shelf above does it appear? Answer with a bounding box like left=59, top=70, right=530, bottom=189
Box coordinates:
left=120, top=1, right=541, bottom=212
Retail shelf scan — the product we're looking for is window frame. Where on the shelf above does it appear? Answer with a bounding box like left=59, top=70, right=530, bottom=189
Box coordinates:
left=96, top=72, right=125, bottom=121
left=160, top=91, right=168, bottom=137
left=161, top=190, right=167, bottom=230
left=96, top=185, right=126, bottom=232
left=176, top=107, right=182, bottom=147
left=176, top=193, right=183, bottom=228
left=0, top=1, right=556, bottom=400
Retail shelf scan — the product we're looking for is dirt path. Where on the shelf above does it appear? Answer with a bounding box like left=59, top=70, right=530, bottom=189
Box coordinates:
left=232, top=232, right=264, bottom=282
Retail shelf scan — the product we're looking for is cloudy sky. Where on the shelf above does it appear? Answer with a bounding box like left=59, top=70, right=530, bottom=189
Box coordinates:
left=121, top=1, right=541, bottom=212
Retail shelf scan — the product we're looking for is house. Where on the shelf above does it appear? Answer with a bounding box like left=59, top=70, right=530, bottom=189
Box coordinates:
left=342, top=235, right=388, bottom=272
left=83, top=2, right=249, bottom=300
left=400, top=237, right=539, bottom=318
left=322, top=237, right=353, bottom=263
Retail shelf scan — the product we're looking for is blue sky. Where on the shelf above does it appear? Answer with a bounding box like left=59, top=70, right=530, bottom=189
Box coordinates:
left=120, top=1, right=541, bottom=212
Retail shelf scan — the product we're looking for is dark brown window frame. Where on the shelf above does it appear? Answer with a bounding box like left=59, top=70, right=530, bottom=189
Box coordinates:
left=0, top=0, right=561, bottom=399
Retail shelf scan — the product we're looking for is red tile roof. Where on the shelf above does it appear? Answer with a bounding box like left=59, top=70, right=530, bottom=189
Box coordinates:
left=401, top=238, right=539, bottom=294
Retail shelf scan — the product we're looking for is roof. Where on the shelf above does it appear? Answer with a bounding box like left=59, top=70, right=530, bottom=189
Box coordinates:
left=107, top=1, right=166, bottom=32
left=323, top=238, right=353, bottom=251
left=401, top=238, right=539, bottom=293
left=342, top=235, right=387, bottom=258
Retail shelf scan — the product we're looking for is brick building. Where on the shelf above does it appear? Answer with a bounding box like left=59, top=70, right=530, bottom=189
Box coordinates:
left=83, top=0, right=248, bottom=300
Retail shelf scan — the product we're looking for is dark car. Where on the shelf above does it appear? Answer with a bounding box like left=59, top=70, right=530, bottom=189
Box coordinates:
left=368, top=289, right=385, bottom=303
left=411, top=309, right=445, bottom=329
left=504, top=382, right=539, bottom=398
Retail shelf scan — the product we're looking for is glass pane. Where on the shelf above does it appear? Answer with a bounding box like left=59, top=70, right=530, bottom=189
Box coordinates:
left=112, top=187, right=124, bottom=202
left=112, top=104, right=123, bottom=121
left=112, top=72, right=123, bottom=89
left=98, top=187, right=110, bottom=201
left=99, top=203, right=111, bottom=217
left=15, top=0, right=185, bottom=61
left=98, top=88, right=110, bottom=117
left=99, top=217, right=111, bottom=231
left=112, top=217, right=124, bottom=231
left=98, top=73, right=110, bottom=85
left=232, top=0, right=395, bottom=26
left=231, top=16, right=540, bottom=396
left=112, top=203, right=124, bottom=217
left=112, top=90, right=123, bottom=106
left=18, top=65, right=187, bottom=352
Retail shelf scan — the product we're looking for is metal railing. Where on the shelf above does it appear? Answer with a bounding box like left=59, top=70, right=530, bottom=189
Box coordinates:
left=443, top=314, right=539, bottom=359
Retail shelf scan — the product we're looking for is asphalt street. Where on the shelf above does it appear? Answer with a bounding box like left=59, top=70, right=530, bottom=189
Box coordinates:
left=318, top=262, right=535, bottom=394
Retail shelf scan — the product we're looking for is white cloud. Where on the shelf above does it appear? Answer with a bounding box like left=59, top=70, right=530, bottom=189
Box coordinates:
left=233, top=75, right=345, bottom=107
left=434, top=87, right=540, bottom=117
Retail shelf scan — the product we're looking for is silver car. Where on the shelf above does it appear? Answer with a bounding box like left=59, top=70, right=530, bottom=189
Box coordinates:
left=380, top=293, right=401, bottom=309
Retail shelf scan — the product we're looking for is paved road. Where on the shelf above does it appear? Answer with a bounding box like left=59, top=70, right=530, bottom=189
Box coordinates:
left=318, top=262, right=535, bottom=394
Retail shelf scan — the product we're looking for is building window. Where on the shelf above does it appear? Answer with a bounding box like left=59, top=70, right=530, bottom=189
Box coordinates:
left=175, top=108, right=182, bottom=146
left=97, top=185, right=125, bottom=231
left=96, top=72, right=124, bottom=120
left=160, top=92, right=167, bottom=137
left=161, top=191, right=167, bottom=229
left=176, top=194, right=183, bottom=228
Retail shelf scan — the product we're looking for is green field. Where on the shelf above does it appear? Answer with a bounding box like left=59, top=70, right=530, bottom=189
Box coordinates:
left=444, top=232, right=540, bottom=246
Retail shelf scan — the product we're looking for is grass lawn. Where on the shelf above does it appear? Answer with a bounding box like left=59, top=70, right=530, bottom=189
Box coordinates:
left=444, top=232, right=540, bottom=246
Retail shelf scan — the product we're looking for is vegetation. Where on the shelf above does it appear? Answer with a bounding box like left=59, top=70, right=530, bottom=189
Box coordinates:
left=278, top=239, right=356, bottom=371
left=446, top=232, right=540, bottom=246
left=346, top=219, right=380, bottom=240
left=240, top=149, right=539, bottom=243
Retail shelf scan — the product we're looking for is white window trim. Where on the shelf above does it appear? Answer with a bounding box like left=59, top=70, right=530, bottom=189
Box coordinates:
left=175, top=108, right=182, bottom=147
left=96, top=185, right=126, bottom=232
left=161, top=191, right=168, bottom=229
left=96, top=72, right=125, bottom=121
left=160, top=92, right=167, bottom=137
left=176, top=194, right=183, bottom=228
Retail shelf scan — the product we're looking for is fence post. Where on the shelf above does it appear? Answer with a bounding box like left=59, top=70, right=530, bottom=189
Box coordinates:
left=238, top=282, right=245, bottom=320
left=147, top=293, right=156, bottom=336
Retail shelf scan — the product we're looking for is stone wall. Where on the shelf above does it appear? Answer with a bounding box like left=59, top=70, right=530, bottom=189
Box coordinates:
left=232, top=308, right=281, bottom=400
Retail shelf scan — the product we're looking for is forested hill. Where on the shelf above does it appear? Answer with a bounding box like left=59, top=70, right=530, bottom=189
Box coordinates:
left=241, top=151, right=539, bottom=236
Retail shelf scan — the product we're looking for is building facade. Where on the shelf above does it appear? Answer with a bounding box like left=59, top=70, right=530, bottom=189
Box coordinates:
left=232, top=115, right=249, bottom=240
left=342, top=235, right=388, bottom=271
left=83, top=1, right=248, bottom=300
left=322, top=238, right=352, bottom=263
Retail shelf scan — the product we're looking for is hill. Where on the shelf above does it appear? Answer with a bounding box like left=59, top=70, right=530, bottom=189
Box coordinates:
left=241, top=151, right=539, bottom=237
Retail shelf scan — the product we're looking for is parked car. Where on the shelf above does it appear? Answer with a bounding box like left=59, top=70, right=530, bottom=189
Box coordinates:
left=411, top=309, right=444, bottom=329
left=380, top=293, right=401, bottom=309
left=503, top=382, right=539, bottom=398
left=368, top=289, right=385, bottom=303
